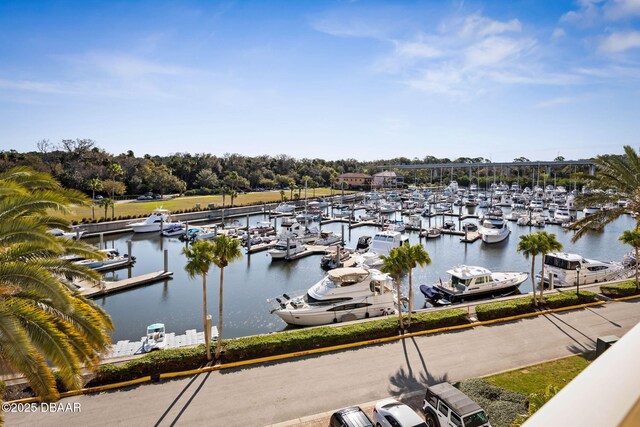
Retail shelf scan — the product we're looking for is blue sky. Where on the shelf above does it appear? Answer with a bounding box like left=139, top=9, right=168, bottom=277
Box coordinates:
left=0, top=0, right=638, bottom=161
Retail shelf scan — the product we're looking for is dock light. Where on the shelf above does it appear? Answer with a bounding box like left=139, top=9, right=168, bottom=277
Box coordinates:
left=576, top=265, right=581, bottom=296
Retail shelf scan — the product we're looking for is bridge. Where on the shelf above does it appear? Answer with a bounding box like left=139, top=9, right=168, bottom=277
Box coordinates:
left=380, top=160, right=596, bottom=176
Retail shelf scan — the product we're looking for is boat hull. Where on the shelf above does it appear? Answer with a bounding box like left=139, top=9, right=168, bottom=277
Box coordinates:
left=274, top=298, right=395, bottom=326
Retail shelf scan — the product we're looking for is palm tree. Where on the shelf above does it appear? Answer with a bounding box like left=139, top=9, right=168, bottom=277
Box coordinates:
left=619, top=229, right=640, bottom=291
left=182, top=240, right=216, bottom=361
left=517, top=233, right=543, bottom=306
left=380, top=248, right=407, bottom=330
left=0, top=167, right=113, bottom=400
left=571, top=145, right=640, bottom=241
left=536, top=232, right=563, bottom=303
left=279, top=189, right=285, bottom=201
left=397, top=243, right=431, bottom=327
left=86, top=177, right=102, bottom=220
left=210, top=234, right=242, bottom=360
left=221, top=186, right=229, bottom=208
left=107, top=163, right=123, bottom=219
left=97, top=197, right=113, bottom=220
left=229, top=189, right=238, bottom=207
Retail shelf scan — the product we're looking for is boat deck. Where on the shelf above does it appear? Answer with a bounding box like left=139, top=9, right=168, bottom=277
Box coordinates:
left=107, top=326, right=219, bottom=359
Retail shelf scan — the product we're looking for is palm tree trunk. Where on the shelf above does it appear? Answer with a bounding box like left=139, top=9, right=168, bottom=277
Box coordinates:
left=203, top=274, right=211, bottom=361
left=407, top=269, right=413, bottom=327
left=531, top=256, right=537, bottom=306
left=396, top=274, right=404, bottom=331
left=92, top=189, right=95, bottom=220
left=215, top=267, right=225, bottom=360
left=636, top=246, right=639, bottom=291
left=539, top=253, right=546, bottom=304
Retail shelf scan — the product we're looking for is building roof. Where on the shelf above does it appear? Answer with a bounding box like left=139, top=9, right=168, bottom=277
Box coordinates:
left=373, top=171, right=397, bottom=177
left=338, top=173, right=372, bottom=178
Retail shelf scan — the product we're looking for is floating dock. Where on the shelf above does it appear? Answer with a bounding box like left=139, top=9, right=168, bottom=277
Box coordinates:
left=107, top=326, right=219, bottom=359
left=80, top=270, right=174, bottom=298
left=459, top=231, right=481, bottom=243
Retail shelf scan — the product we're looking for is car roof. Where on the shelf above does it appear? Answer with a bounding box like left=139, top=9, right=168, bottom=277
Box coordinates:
left=385, top=403, right=425, bottom=423
left=334, top=406, right=373, bottom=427
left=428, top=383, right=482, bottom=416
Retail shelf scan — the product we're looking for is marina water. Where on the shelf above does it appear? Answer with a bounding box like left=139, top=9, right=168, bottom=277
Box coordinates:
left=89, top=209, right=634, bottom=342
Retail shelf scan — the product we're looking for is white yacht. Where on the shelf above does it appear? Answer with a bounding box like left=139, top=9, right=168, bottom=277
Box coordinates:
left=68, top=248, right=134, bottom=272
left=268, top=238, right=306, bottom=260
left=539, top=252, right=625, bottom=287
left=47, top=227, right=85, bottom=240
left=143, top=323, right=166, bottom=352
left=130, top=209, right=171, bottom=233
left=269, top=267, right=395, bottom=326
left=420, top=266, right=527, bottom=305
left=478, top=214, right=510, bottom=244
left=274, top=202, right=296, bottom=214
left=553, top=207, right=572, bottom=224
left=355, top=230, right=408, bottom=267
left=315, top=232, right=341, bottom=246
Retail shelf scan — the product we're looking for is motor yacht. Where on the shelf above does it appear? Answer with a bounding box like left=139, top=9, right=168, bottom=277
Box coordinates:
left=355, top=230, right=408, bottom=267
left=269, top=267, right=395, bottom=326
left=420, top=265, right=527, bottom=305
left=130, top=209, right=171, bottom=233
left=538, top=252, right=625, bottom=287
left=478, top=214, right=510, bottom=244
left=274, top=202, right=296, bottom=214
left=553, top=207, right=572, bottom=224
left=420, top=227, right=442, bottom=239
left=315, top=232, right=341, bottom=246
left=48, top=227, right=85, bottom=240
left=268, top=238, right=306, bottom=260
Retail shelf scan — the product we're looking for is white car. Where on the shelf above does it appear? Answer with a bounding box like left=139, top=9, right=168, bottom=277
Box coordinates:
left=373, top=398, right=427, bottom=427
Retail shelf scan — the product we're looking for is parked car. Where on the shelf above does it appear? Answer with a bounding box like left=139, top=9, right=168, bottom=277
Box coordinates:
left=423, top=383, right=491, bottom=427
left=94, top=195, right=103, bottom=200
left=330, top=406, right=374, bottom=427
left=373, top=398, right=427, bottom=427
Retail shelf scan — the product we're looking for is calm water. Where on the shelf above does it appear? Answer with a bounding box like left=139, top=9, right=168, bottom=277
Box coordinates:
left=88, top=209, right=634, bottom=342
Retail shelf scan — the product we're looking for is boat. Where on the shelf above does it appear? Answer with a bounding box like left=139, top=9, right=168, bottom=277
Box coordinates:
left=419, top=265, right=528, bottom=305
left=538, top=252, right=625, bottom=287
left=161, top=223, right=185, bottom=237
left=249, top=221, right=275, bottom=236
left=315, top=232, right=342, bottom=246
left=355, top=235, right=372, bottom=252
left=48, top=228, right=85, bottom=240
left=71, top=248, right=134, bottom=271
left=130, top=209, right=171, bottom=233
left=269, top=267, right=395, bottom=326
left=274, top=202, right=296, bottom=214
left=553, top=207, right=572, bottom=224
left=442, top=220, right=456, bottom=230
left=478, top=214, right=510, bottom=244
left=385, top=220, right=405, bottom=232
left=267, top=238, right=306, bottom=260
left=355, top=230, right=408, bottom=267
left=379, top=203, right=397, bottom=214
left=143, top=323, right=167, bottom=352
left=192, top=226, right=217, bottom=241
left=420, top=227, right=441, bottom=239
left=320, top=247, right=352, bottom=270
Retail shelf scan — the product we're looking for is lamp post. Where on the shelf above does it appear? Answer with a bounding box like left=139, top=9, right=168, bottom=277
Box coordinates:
left=576, top=265, right=581, bottom=297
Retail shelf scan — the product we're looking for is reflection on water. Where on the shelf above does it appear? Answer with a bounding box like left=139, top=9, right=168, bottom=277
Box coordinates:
left=87, top=209, right=634, bottom=342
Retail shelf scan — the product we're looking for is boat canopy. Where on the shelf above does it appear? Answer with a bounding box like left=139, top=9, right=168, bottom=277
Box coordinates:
left=447, top=265, right=491, bottom=279
left=328, top=267, right=369, bottom=283
left=147, top=323, right=165, bottom=332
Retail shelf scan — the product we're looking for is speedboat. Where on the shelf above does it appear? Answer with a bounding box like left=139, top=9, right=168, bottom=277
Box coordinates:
left=355, top=235, right=372, bottom=252
left=420, top=227, right=441, bottom=239
left=478, top=214, right=510, bottom=244
left=269, top=267, right=395, bottom=326
left=70, top=248, right=134, bottom=271
left=315, top=232, right=341, bottom=246
left=143, top=323, right=167, bottom=352
left=420, top=265, right=528, bottom=305
left=48, top=228, right=85, bottom=240
left=268, top=238, right=306, bottom=260
left=538, top=252, right=625, bottom=287
left=130, top=209, right=171, bottom=233
left=161, top=223, right=185, bottom=237
left=354, top=230, right=408, bottom=267
left=274, top=202, right=296, bottom=214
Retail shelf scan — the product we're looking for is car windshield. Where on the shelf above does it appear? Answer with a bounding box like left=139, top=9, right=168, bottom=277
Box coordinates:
left=463, top=411, right=489, bottom=427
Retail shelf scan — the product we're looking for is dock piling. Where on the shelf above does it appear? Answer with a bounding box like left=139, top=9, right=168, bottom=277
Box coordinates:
left=341, top=224, right=345, bottom=247
left=127, top=239, right=132, bottom=259
left=100, top=233, right=104, bottom=249
left=164, top=249, right=168, bottom=273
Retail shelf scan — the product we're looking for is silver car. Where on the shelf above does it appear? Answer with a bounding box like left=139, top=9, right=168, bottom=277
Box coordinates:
left=373, top=398, right=427, bottom=427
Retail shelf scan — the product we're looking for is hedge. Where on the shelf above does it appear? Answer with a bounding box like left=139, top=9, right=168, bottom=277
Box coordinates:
left=457, top=379, right=528, bottom=427
left=600, top=281, right=639, bottom=298
left=475, top=291, right=598, bottom=321
left=88, top=309, right=468, bottom=388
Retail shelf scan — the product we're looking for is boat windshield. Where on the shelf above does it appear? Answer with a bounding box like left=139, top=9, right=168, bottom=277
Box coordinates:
left=303, top=293, right=351, bottom=306
left=274, top=244, right=287, bottom=251
left=463, top=411, right=489, bottom=427
left=544, top=255, right=580, bottom=270
left=451, top=275, right=469, bottom=288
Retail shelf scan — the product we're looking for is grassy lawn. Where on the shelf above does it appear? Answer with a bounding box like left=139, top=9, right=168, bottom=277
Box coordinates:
left=67, top=188, right=351, bottom=221
left=484, top=352, right=596, bottom=395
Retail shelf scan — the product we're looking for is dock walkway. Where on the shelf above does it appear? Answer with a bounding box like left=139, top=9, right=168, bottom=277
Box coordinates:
left=107, top=326, right=219, bottom=359
left=80, top=270, right=173, bottom=298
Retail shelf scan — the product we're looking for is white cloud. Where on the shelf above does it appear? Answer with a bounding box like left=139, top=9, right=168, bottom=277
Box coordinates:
left=534, top=96, right=580, bottom=108
left=459, top=15, right=522, bottom=38
left=604, top=0, right=640, bottom=20
left=394, top=41, right=442, bottom=59
left=68, top=52, right=192, bottom=78
left=552, top=28, right=566, bottom=39
left=599, top=30, right=640, bottom=53
left=465, top=36, right=534, bottom=67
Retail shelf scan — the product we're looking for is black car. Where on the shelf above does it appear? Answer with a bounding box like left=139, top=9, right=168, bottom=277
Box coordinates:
left=330, top=406, right=374, bottom=427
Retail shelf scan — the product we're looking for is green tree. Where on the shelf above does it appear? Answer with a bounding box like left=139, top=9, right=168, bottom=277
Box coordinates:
left=101, top=180, right=126, bottom=219
left=517, top=233, right=543, bottom=306
left=572, top=145, right=640, bottom=241
left=195, top=169, right=218, bottom=190
left=536, top=232, right=563, bottom=303
left=86, top=177, right=103, bottom=220
left=106, top=163, right=124, bottom=218
left=619, top=229, right=640, bottom=291
left=397, top=243, right=431, bottom=327
left=380, top=249, right=407, bottom=330
left=97, top=197, right=114, bottom=220
left=211, top=235, right=243, bottom=360
left=182, top=240, right=216, bottom=361
left=229, top=189, right=238, bottom=207
left=0, top=167, right=113, bottom=400
left=279, top=189, right=285, bottom=201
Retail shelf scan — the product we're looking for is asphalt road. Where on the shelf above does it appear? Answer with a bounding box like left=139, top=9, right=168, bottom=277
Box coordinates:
left=6, top=299, right=639, bottom=427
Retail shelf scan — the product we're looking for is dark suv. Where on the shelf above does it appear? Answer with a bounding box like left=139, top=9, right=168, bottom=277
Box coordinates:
left=330, top=406, right=374, bottom=427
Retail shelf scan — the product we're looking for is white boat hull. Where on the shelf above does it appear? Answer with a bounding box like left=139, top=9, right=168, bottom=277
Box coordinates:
left=274, top=297, right=395, bottom=326
left=131, top=223, right=162, bottom=233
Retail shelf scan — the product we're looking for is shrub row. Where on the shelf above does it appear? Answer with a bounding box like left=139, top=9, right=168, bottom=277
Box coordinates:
left=457, top=379, right=528, bottom=427
left=475, top=291, right=598, bottom=321
left=600, top=281, right=639, bottom=298
left=87, top=309, right=468, bottom=388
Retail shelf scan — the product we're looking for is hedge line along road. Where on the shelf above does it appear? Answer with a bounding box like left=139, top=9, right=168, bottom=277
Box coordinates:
left=6, top=299, right=639, bottom=427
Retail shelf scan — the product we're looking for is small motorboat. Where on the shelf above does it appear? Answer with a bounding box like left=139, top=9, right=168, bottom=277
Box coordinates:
left=143, top=323, right=167, bottom=352
left=48, top=228, right=85, bottom=240
left=161, top=223, right=185, bottom=237
left=420, top=227, right=442, bottom=239
left=355, top=235, right=372, bottom=252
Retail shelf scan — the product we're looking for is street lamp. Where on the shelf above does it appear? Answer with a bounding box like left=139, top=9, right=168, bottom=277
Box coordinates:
left=576, top=265, right=581, bottom=297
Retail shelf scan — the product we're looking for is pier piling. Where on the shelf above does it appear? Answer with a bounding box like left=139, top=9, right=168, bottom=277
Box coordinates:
left=127, top=239, right=132, bottom=259
left=164, top=249, right=168, bottom=273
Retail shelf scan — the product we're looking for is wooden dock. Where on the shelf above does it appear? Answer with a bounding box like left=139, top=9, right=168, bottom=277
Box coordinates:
left=246, top=241, right=276, bottom=254
left=107, top=326, right=219, bottom=359
left=460, top=231, right=481, bottom=243
left=279, top=244, right=339, bottom=261
left=80, top=270, right=174, bottom=298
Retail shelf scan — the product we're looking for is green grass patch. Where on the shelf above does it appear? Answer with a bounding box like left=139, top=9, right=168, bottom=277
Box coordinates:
left=600, top=280, right=639, bottom=298
left=475, top=291, right=598, bottom=321
left=484, top=352, right=595, bottom=396
left=87, top=309, right=469, bottom=388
